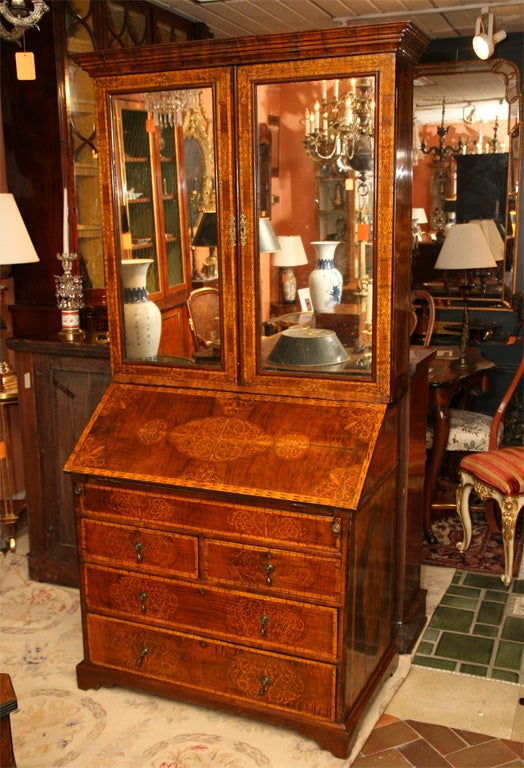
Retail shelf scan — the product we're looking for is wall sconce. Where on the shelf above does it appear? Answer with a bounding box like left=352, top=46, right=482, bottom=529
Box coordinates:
left=473, top=6, right=507, bottom=60
left=0, top=0, right=49, bottom=44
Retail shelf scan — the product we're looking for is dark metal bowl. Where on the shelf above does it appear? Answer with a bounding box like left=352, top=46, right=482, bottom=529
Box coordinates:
left=267, top=327, right=349, bottom=369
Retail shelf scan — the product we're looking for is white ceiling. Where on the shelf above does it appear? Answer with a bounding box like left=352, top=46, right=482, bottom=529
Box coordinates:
left=148, top=1, right=523, bottom=126
left=149, top=0, right=524, bottom=42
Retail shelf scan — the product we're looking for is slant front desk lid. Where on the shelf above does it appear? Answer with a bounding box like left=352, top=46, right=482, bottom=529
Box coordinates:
left=65, top=383, right=388, bottom=510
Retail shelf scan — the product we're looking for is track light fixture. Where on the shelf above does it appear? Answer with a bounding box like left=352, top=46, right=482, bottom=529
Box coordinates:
left=472, top=6, right=507, bottom=60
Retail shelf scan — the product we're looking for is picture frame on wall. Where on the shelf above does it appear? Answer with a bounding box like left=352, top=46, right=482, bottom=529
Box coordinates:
left=268, top=115, right=280, bottom=177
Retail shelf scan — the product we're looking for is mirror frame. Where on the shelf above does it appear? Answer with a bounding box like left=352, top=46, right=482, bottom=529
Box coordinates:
left=413, top=58, right=522, bottom=310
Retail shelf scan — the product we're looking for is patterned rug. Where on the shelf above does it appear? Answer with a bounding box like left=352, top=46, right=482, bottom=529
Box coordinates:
left=0, top=542, right=409, bottom=768
left=421, top=508, right=523, bottom=579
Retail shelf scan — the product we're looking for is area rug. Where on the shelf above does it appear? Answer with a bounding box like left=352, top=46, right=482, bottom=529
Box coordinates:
left=421, top=508, right=523, bottom=579
left=413, top=570, right=524, bottom=685
left=0, top=541, right=409, bottom=768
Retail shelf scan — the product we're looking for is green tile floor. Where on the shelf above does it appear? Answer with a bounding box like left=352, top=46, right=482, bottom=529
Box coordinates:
left=413, top=572, right=524, bottom=683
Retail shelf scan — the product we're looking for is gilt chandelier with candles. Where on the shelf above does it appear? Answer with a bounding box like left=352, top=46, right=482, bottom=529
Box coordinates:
left=304, top=78, right=375, bottom=174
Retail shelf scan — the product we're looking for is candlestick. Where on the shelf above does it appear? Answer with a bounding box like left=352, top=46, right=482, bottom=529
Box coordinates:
left=366, top=279, right=373, bottom=325
left=63, top=188, right=69, bottom=256
left=55, top=252, right=84, bottom=342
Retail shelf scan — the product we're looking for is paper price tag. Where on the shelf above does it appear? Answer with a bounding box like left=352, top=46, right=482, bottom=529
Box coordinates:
left=15, top=52, right=36, bottom=81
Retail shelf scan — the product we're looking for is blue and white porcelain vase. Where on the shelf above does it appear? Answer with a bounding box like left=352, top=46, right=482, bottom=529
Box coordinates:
left=122, top=259, right=162, bottom=360
left=308, top=241, right=343, bottom=311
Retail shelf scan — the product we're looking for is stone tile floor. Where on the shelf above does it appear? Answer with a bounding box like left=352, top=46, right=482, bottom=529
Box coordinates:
left=413, top=573, right=524, bottom=684
left=354, top=714, right=524, bottom=767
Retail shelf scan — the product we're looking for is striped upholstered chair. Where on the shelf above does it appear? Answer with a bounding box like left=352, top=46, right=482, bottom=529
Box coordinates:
left=456, top=446, right=524, bottom=586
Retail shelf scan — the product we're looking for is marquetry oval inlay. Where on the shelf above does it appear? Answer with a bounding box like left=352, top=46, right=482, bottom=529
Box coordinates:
left=168, top=417, right=272, bottom=462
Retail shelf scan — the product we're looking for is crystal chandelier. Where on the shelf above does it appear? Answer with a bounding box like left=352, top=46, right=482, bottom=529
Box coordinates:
left=144, top=89, right=200, bottom=128
left=0, top=0, right=49, bottom=44
left=304, top=78, right=374, bottom=174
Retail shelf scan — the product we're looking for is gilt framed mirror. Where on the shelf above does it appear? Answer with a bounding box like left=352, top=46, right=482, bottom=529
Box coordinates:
left=412, top=59, right=522, bottom=310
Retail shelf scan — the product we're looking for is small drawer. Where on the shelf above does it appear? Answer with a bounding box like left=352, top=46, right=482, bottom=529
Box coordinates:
left=81, top=482, right=341, bottom=553
left=80, top=518, right=198, bottom=578
left=85, top=612, right=336, bottom=721
left=204, top=540, right=341, bottom=604
left=84, top=564, right=338, bottom=660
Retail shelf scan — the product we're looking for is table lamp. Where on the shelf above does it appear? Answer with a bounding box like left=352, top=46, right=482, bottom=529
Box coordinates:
left=412, top=207, right=428, bottom=247
left=192, top=210, right=218, bottom=280
left=434, top=222, right=497, bottom=369
left=0, top=193, right=39, bottom=396
left=259, top=217, right=280, bottom=254
left=272, top=235, right=308, bottom=304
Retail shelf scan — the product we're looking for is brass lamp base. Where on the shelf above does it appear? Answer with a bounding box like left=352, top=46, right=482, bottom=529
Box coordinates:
left=58, top=327, right=85, bottom=343
left=0, top=363, right=18, bottom=401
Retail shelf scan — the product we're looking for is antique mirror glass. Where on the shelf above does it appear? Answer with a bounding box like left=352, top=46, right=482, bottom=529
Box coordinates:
left=256, top=75, right=376, bottom=377
left=412, top=59, right=521, bottom=309
left=110, top=86, right=222, bottom=366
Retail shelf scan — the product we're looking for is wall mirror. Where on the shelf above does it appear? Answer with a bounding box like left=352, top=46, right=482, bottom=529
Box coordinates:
left=255, top=74, right=377, bottom=378
left=110, top=85, right=223, bottom=366
left=412, top=59, right=521, bottom=310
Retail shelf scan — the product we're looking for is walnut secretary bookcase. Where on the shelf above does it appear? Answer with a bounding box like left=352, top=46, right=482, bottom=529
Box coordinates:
left=65, top=23, right=429, bottom=758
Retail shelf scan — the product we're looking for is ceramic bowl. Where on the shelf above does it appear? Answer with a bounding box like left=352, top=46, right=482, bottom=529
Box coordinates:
left=267, top=327, right=349, bottom=369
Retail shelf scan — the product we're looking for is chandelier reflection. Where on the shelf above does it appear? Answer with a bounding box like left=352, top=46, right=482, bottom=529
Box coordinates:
left=420, top=99, right=464, bottom=163
left=304, top=78, right=374, bottom=174
left=144, top=89, right=199, bottom=128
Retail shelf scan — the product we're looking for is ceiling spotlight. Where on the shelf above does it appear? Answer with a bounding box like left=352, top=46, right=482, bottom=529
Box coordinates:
left=472, top=6, right=507, bottom=60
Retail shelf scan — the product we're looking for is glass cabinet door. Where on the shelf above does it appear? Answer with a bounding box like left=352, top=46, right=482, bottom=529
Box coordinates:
left=101, top=70, right=237, bottom=386
left=114, top=97, right=187, bottom=298
left=237, top=55, right=403, bottom=401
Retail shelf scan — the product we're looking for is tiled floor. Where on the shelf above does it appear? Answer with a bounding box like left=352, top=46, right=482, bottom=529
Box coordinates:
left=354, top=714, right=524, bottom=767
left=413, top=573, right=524, bottom=684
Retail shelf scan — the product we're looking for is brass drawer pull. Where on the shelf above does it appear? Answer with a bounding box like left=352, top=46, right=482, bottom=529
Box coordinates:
left=259, top=675, right=271, bottom=696
left=134, top=532, right=143, bottom=563
left=136, top=646, right=149, bottom=667
left=260, top=613, right=269, bottom=637
left=139, top=591, right=147, bottom=614
left=263, top=551, right=274, bottom=586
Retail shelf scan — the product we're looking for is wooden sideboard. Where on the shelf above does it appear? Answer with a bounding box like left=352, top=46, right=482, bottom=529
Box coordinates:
left=9, top=339, right=110, bottom=587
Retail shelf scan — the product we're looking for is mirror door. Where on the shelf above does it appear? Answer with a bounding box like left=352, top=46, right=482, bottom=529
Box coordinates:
left=100, top=68, right=238, bottom=386
left=237, top=54, right=405, bottom=401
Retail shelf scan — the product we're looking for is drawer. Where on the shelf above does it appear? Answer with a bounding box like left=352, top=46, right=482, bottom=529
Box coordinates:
left=84, top=564, right=338, bottom=660
left=81, top=483, right=341, bottom=552
left=85, top=612, right=336, bottom=721
left=80, top=519, right=198, bottom=579
left=204, top=540, right=341, bottom=604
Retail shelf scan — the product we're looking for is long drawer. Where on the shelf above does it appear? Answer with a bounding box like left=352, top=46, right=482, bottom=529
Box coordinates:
left=84, top=563, right=338, bottom=660
left=80, top=482, right=341, bottom=553
left=85, top=612, right=337, bottom=721
left=204, top=539, right=341, bottom=604
left=80, top=518, right=198, bottom=578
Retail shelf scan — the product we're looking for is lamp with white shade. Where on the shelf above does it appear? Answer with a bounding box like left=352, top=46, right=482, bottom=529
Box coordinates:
left=434, top=222, right=497, bottom=369
left=272, top=235, right=308, bottom=304
left=0, top=193, right=39, bottom=394
left=470, top=219, right=504, bottom=294
left=259, top=218, right=280, bottom=254
left=412, top=207, right=428, bottom=247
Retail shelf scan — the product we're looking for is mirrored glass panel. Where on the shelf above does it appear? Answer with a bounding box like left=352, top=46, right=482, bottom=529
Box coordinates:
left=111, top=87, right=221, bottom=365
left=256, top=76, right=376, bottom=376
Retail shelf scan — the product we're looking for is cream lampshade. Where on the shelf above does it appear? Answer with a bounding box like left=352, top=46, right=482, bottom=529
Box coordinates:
left=470, top=219, right=504, bottom=262
left=412, top=207, right=428, bottom=225
left=0, top=194, right=39, bottom=394
left=259, top=218, right=280, bottom=254
left=435, top=222, right=496, bottom=369
left=272, top=235, right=308, bottom=304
